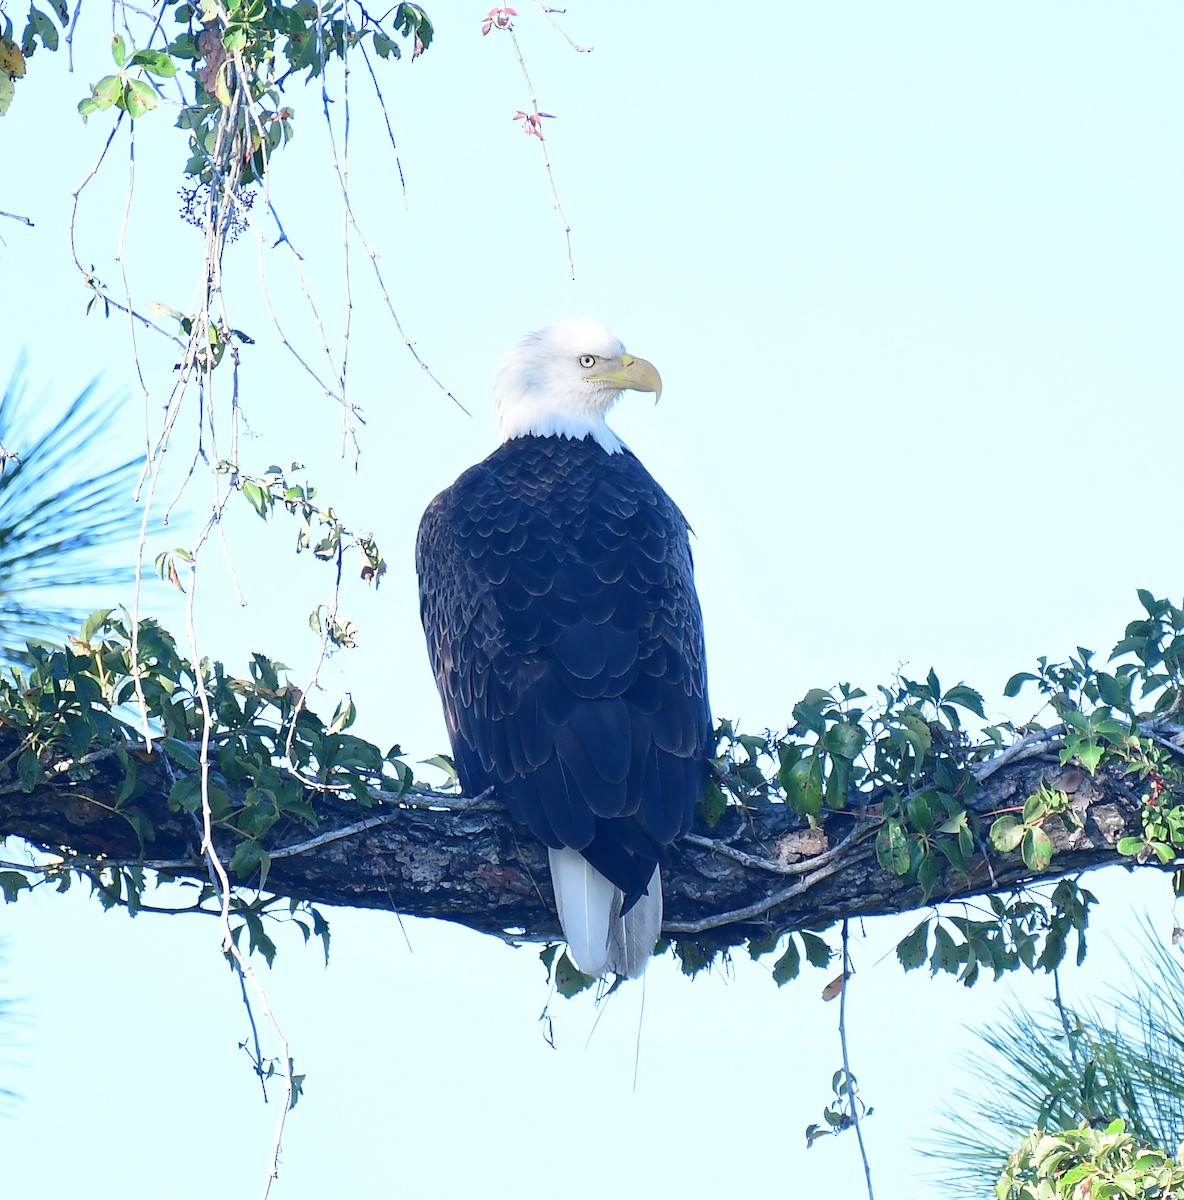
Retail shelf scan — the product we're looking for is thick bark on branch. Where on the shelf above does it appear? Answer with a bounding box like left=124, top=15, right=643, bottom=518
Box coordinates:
left=0, top=728, right=1162, bottom=953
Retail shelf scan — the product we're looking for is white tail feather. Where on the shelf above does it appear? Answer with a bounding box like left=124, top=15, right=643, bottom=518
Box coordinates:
left=607, top=867, right=662, bottom=978
left=548, top=847, right=615, bottom=977
left=548, top=848, right=662, bottom=979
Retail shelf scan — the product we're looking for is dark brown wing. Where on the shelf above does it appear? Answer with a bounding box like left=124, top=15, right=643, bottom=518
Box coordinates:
left=416, top=435, right=711, bottom=907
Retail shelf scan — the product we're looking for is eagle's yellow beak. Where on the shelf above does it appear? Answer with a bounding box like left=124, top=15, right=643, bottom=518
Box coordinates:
left=585, top=353, right=663, bottom=402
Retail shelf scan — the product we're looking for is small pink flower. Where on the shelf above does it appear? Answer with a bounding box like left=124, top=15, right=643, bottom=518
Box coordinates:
left=514, top=110, right=555, bottom=139
left=482, top=7, right=518, bottom=34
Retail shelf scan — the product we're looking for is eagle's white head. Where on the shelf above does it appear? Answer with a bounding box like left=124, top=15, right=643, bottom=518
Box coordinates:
left=493, top=319, right=663, bottom=454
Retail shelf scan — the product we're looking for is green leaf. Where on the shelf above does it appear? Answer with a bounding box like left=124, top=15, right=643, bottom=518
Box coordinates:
left=538, top=943, right=558, bottom=982
left=936, top=810, right=968, bottom=837
left=674, top=939, right=710, bottom=976
left=783, top=754, right=823, bottom=819
left=111, top=32, right=125, bottom=65
left=240, top=911, right=277, bottom=966
left=1150, top=840, right=1176, bottom=865
left=896, top=922, right=928, bottom=970
left=63, top=712, right=94, bottom=755
left=113, top=748, right=137, bottom=805
left=824, top=753, right=851, bottom=811
left=552, top=951, right=594, bottom=996
left=917, top=851, right=939, bottom=900
left=25, top=7, right=58, bottom=51
left=1095, top=671, right=1131, bottom=711
left=0, top=871, right=31, bottom=903
left=990, top=815, right=1025, bottom=853
left=943, top=684, right=985, bottom=718
left=130, top=48, right=177, bottom=76
left=875, top=817, right=909, bottom=876
left=771, top=938, right=800, bottom=985
left=1022, top=826, right=1054, bottom=872
left=161, top=736, right=201, bottom=771
left=905, top=792, right=934, bottom=834
left=212, top=59, right=231, bottom=106
left=931, top=923, right=962, bottom=974
left=205, top=785, right=232, bottom=819
left=896, top=712, right=932, bottom=759
left=799, top=932, right=831, bottom=969
left=1075, top=740, right=1105, bottom=775
left=229, top=838, right=263, bottom=880
left=697, top=777, right=726, bottom=827
left=1022, top=792, right=1048, bottom=825
left=792, top=689, right=830, bottom=736
left=257, top=846, right=272, bottom=890
left=168, top=775, right=202, bottom=811
left=823, top=720, right=865, bottom=761
left=91, top=72, right=121, bottom=106
left=1037, top=925, right=1066, bottom=972
left=746, top=933, right=779, bottom=960
left=17, top=747, right=38, bottom=791
left=81, top=607, right=113, bottom=643
left=242, top=479, right=269, bottom=517
left=1004, top=671, right=1038, bottom=698
left=421, top=754, right=457, bottom=785
left=122, top=76, right=157, bottom=118
left=309, top=906, right=330, bottom=966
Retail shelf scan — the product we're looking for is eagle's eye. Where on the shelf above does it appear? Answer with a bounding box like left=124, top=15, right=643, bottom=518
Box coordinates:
left=578, top=354, right=596, bottom=369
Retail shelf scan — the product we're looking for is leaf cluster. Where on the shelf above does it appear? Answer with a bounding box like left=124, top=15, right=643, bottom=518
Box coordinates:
left=895, top=881, right=1094, bottom=988
left=805, top=1068, right=873, bottom=1149
left=155, top=459, right=386, bottom=648
left=997, top=1120, right=1184, bottom=1200
left=1005, top=593, right=1184, bottom=878
left=0, top=609, right=418, bottom=957
left=0, top=0, right=67, bottom=115
left=78, top=35, right=178, bottom=122
left=166, top=0, right=432, bottom=186
left=687, top=593, right=1184, bottom=987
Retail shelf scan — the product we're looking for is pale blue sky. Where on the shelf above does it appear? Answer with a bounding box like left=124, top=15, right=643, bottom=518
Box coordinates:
left=1, top=4, right=1183, bottom=1197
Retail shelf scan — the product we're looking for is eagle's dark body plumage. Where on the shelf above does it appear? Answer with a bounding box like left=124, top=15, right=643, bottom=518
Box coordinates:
left=417, top=434, right=712, bottom=914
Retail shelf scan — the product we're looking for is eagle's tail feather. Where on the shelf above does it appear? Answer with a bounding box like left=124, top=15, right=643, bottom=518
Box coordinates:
left=548, top=848, right=662, bottom=979
left=548, top=846, right=615, bottom=978
left=607, top=866, right=662, bottom=978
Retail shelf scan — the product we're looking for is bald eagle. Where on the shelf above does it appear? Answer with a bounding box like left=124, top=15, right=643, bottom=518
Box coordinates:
left=416, top=320, right=712, bottom=977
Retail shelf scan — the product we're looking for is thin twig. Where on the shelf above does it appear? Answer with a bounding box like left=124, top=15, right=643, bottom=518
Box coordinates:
left=236, top=959, right=270, bottom=1102
left=500, top=16, right=575, bottom=278
left=531, top=2, right=592, bottom=52
left=311, top=14, right=465, bottom=416
left=683, top=829, right=862, bottom=876
left=974, top=728, right=1066, bottom=783
left=184, top=557, right=293, bottom=1200
left=839, top=920, right=875, bottom=1200
left=65, top=0, right=84, bottom=70
left=283, top=542, right=342, bottom=762
left=356, top=41, right=407, bottom=202
left=663, top=834, right=870, bottom=934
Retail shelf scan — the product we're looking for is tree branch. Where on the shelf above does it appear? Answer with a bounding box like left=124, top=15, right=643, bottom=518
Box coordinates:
left=0, top=726, right=1161, bottom=954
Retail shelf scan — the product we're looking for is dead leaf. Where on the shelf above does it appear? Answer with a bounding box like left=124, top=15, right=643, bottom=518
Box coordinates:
left=821, top=971, right=849, bottom=1001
